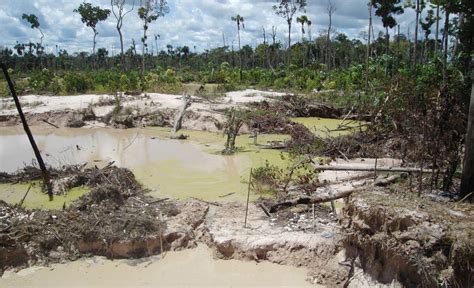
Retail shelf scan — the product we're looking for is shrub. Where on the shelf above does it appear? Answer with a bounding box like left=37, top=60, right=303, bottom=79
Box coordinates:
left=63, top=72, right=93, bottom=94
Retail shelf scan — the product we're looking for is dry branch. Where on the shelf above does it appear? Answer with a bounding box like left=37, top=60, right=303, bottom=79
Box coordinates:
left=269, top=187, right=366, bottom=213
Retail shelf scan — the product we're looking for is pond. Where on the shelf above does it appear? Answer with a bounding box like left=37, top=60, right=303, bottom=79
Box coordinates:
left=0, top=117, right=352, bottom=207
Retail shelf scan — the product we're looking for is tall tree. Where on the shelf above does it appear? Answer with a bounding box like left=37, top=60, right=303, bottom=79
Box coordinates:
left=325, top=0, right=337, bottom=68
left=231, top=14, right=245, bottom=80
left=272, top=0, right=307, bottom=70
left=372, top=0, right=404, bottom=55
left=413, top=0, right=424, bottom=67
left=21, top=14, right=44, bottom=52
left=138, top=0, right=169, bottom=79
left=74, top=3, right=111, bottom=55
left=111, top=0, right=135, bottom=70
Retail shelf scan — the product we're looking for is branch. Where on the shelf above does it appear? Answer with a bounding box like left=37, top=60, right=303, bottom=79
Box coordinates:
left=269, top=187, right=365, bottom=213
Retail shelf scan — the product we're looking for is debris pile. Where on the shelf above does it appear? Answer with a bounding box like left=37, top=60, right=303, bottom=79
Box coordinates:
left=0, top=166, right=169, bottom=275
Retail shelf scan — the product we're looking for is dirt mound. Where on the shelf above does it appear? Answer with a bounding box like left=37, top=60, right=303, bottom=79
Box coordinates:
left=343, top=189, right=474, bottom=287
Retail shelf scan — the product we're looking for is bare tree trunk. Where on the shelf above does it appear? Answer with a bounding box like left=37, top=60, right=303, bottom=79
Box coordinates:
left=366, top=1, right=372, bottom=89
left=287, top=20, right=292, bottom=71
left=461, top=84, right=474, bottom=202
left=435, top=4, right=440, bottom=54
left=172, top=94, right=192, bottom=137
left=93, top=29, right=97, bottom=55
left=443, top=8, right=450, bottom=84
left=326, top=10, right=332, bottom=68
left=118, top=26, right=125, bottom=70
left=413, top=0, right=420, bottom=67
left=238, top=26, right=242, bottom=81
left=142, top=29, right=146, bottom=79
left=325, top=0, right=336, bottom=69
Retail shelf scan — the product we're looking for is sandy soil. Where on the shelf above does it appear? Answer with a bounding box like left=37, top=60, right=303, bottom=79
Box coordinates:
left=0, top=89, right=287, bottom=117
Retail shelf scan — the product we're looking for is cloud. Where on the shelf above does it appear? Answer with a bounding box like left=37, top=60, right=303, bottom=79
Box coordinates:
left=0, top=0, right=437, bottom=54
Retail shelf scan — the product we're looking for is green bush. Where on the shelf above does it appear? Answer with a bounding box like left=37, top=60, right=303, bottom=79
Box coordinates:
left=63, top=72, right=93, bottom=94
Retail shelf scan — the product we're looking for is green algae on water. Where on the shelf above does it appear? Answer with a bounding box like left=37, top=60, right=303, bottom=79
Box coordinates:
left=0, top=182, right=90, bottom=210
left=291, top=117, right=363, bottom=137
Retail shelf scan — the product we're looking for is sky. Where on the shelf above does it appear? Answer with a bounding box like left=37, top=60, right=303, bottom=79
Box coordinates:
left=0, top=0, right=427, bottom=55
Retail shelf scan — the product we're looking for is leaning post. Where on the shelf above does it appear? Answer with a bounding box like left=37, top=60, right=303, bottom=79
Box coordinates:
left=1, top=63, right=53, bottom=200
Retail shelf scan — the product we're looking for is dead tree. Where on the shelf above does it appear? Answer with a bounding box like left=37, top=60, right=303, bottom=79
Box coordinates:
left=223, top=108, right=244, bottom=155
left=325, top=0, right=337, bottom=69
left=171, top=94, right=192, bottom=137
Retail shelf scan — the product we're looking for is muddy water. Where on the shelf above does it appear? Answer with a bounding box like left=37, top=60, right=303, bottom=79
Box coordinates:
left=0, top=118, right=352, bottom=205
left=1, top=245, right=314, bottom=287
left=0, top=127, right=287, bottom=203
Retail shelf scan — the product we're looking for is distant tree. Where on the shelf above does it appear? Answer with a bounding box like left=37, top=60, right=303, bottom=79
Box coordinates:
left=138, top=0, right=169, bottom=79
left=21, top=14, right=44, bottom=53
left=372, top=0, right=404, bottom=55
left=111, top=0, right=136, bottom=70
left=296, top=15, right=311, bottom=67
left=420, top=9, right=436, bottom=58
left=74, top=3, right=111, bottom=55
left=405, top=0, right=425, bottom=67
left=231, top=14, right=245, bottom=80
left=296, top=15, right=311, bottom=42
left=272, top=0, right=307, bottom=70
left=97, top=47, right=109, bottom=67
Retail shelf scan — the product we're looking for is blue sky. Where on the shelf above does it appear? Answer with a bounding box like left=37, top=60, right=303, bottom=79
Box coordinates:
left=0, top=0, right=428, bottom=55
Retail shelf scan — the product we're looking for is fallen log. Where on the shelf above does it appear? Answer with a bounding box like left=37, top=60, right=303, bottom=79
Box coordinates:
left=313, top=165, right=435, bottom=174
left=374, top=174, right=404, bottom=186
left=269, top=187, right=366, bottom=213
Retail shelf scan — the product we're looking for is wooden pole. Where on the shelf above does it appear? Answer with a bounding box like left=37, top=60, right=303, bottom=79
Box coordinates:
left=1, top=63, right=53, bottom=200
left=244, top=168, right=252, bottom=228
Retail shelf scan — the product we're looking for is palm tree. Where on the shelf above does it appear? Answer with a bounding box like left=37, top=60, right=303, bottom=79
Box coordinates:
left=231, top=14, right=244, bottom=80
left=297, top=15, right=311, bottom=67
left=296, top=15, right=311, bottom=42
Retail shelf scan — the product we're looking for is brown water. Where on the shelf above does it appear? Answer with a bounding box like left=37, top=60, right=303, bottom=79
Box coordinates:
left=0, top=245, right=314, bottom=287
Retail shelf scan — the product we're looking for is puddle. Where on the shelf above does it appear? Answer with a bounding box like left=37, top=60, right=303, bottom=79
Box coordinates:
left=0, top=245, right=314, bottom=287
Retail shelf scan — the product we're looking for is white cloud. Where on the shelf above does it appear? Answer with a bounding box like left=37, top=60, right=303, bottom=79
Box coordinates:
left=0, top=0, right=437, bottom=54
